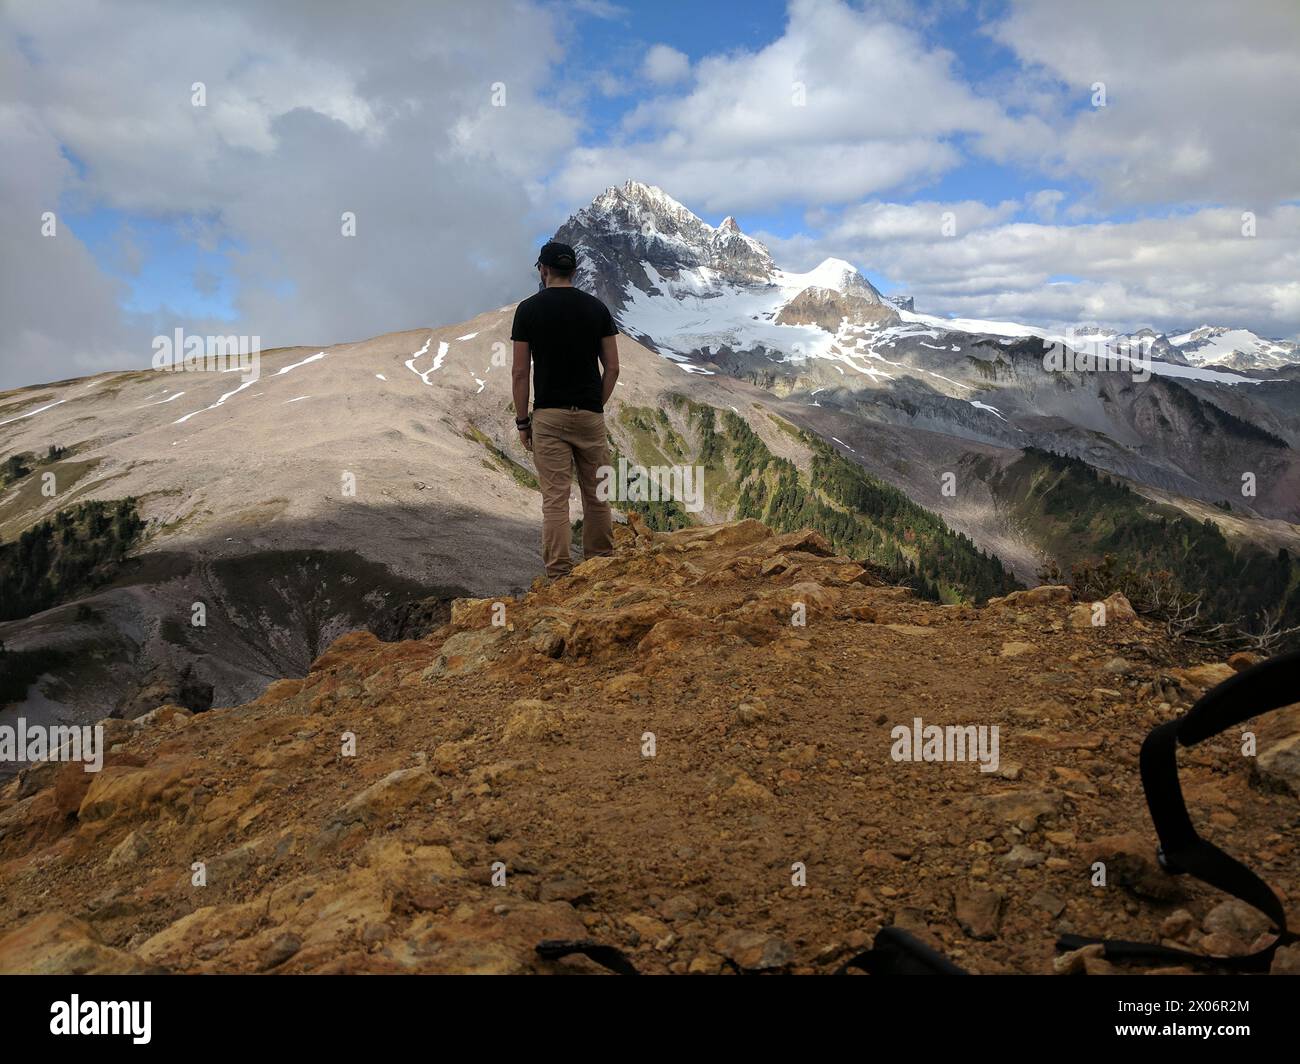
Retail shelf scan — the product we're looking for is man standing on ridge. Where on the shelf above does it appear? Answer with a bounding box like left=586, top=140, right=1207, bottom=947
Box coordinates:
left=511, top=241, right=620, bottom=579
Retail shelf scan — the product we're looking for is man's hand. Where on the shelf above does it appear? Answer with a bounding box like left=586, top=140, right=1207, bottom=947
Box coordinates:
left=519, top=428, right=533, bottom=452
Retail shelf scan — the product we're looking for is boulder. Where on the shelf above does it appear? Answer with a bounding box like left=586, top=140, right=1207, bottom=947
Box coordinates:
left=450, top=597, right=508, bottom=630
left=502, top=700, right=562, bottom=743
left=714, top=929, right=792, bottom=970
left=117, top=661, right=213, bottom=718
left=0, top=912, right=161, bottom=974
left=1255, top=731, right=1300, bottom=796
left=968, top=788, right=1063, bottom=830
left=988, top=585, right=1071, bottom=609
left=953, top=885, right=1004, bottom=940
left=135, top=703, right=193, bottom=728
left=1101, top=592, right=1138, bottom=623
left=77, top=758, right=199, bottom=828
left=758, top=529, right=833, bottom=557
left=1083, top=834, right=1185, bottom=901
left=327, top=767, right=440, bottom=829
left=422, top=627, right=511, bottom=679
left=566, top=602, right=668, bottom=657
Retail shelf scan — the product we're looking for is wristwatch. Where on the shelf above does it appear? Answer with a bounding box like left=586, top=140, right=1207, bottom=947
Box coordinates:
left=515, top=415, right=532, bottom=430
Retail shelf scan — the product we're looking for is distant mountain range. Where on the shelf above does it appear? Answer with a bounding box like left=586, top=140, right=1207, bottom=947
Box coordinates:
left=560, top=180, right=1300, bottom=376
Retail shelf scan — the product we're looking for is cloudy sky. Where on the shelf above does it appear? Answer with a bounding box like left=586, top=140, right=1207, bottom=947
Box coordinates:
left=3, top=0, right=1298, bottom=389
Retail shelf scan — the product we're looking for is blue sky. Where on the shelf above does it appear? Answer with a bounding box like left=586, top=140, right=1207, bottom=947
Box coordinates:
left=4, top=0, right=1298, bottom=388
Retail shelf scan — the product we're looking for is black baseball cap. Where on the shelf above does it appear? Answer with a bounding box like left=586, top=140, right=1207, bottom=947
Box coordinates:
left=536, top=241, right=577, bottom=270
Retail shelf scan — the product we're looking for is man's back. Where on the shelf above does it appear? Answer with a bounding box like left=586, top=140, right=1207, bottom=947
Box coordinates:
left=510, top=287, right=615, bottom=413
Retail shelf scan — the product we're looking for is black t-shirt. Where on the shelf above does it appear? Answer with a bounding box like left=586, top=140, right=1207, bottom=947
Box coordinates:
left=511, top=287, right=617, bottom=413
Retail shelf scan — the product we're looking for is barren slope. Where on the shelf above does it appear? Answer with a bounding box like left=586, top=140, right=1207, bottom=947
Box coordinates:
left=0, top=309, right=801, bottom=720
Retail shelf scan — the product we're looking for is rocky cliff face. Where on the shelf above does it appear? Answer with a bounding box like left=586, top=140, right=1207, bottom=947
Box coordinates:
left=2, top=518, right=1295, bottom=974
left=775, top=284, right=897, bottom=332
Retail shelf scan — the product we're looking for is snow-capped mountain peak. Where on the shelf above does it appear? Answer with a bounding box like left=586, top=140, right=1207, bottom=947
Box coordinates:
left=778, top=257, right=880, bottom=298
left=563, top=179, right=776, bottom=295
left=1167, top=325, right=1299, bottom=371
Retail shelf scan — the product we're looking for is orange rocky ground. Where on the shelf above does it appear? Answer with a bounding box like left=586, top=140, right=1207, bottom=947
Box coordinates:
left=0, top=518, right=1296, bottom=975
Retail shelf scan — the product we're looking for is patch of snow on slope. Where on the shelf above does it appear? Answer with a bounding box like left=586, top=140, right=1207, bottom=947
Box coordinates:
left=141, top=391, right=185, bottom=407
left=619, top=262, right=834, bottom=364
left=174, top=378, right=257, bottom=424
left=403, top=335, right=449, bottom=385
left=969, top=400, right=1008, bottom=422
left=898, top=309, right=1043, bottom=340
left=275, top=352, right=326, bottom=374
left=0, top=399, right=66, bottom=427
left=845, top=339, right=972, bottom=391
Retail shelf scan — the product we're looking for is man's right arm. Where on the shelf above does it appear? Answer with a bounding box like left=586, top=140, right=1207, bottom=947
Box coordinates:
left=512, top=340, right=532, bottom=449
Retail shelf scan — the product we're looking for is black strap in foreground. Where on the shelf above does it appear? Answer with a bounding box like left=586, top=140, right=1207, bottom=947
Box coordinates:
left=1060, top=648, right=1300, bottom=972
left=535, top=938, right=641, bottom=975
left=836, top=925, right=968, bottom=975
left=535, top=926, right=969, bottom=975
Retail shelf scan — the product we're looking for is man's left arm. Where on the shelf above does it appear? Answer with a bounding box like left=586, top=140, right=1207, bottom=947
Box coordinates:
left=512, top=340, right=532, bottom=451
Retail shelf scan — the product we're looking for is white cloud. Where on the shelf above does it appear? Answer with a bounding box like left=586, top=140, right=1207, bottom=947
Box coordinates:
left=989, top=0, right=1300, bottom=207
left=765, top=202, right=1300, bottom=339
left=818, top=199, right=1021, bottom=243
left=0, top=66, right=150, bottom=389
left=552, top=0, right=1033, bottom=212
left=1, top=0, right=578, bottom=389
left=1028, top=189, right=1064, bottom=221
left=571, top=0, right=628, bottom=18
left=643, top=44, right=691, bottom=86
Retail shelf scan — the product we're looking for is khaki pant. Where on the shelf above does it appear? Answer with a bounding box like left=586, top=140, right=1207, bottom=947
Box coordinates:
left=531, top=407, right=614, bottom=577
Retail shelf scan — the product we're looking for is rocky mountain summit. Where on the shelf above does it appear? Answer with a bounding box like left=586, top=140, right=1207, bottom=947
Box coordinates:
left=557, top=180, right=779, bottom=309
left=1, top=518, right=1294, bottom=975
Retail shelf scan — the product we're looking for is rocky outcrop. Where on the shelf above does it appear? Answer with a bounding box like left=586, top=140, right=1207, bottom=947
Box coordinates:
left=0, top=520, right=1293, bottom=975
left=115, top=661, right=213, bottom=719
left=369, top=592, right=468, bottom=643
left=775, top=285, right=898, bottom=332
